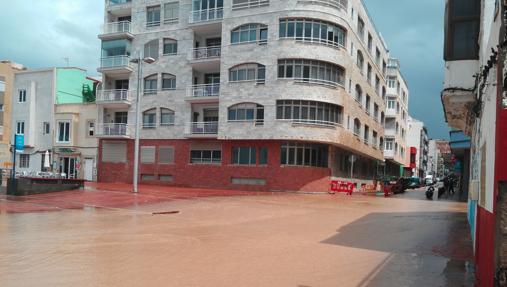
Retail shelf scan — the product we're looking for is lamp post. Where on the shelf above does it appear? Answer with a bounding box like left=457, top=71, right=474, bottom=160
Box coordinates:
left=130, top=56, right=155, bottom=193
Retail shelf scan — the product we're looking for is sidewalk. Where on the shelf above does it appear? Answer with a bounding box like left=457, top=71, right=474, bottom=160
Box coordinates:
left=0, top=182, right=267, bottom=213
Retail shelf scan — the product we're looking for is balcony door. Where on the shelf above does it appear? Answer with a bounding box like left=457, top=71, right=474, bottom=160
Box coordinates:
left=115, top=79, right=129, bottom=90
left=115, top=112, right=128, bottom=124
left=205, top=73, right=220, bottom=84
left=206, top=38, right=221, bottom=47
left=203, top=108, right=218, bottom=122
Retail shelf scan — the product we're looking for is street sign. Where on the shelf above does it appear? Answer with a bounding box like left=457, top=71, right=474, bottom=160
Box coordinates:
left=15, top=134, right=24, bottom=152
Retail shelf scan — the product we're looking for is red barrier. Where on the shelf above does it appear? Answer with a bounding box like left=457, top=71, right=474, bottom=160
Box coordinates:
left=330, top=180, right=354, bottom=195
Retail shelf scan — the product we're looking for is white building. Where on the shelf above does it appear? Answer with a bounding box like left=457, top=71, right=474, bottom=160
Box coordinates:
left=406, top=116, right=428, bottom=178
left=383, top=58, right=409, bottom=177
left=96, top=0, right=410, bottom=191
left=11, top=68, right=99, bottom=180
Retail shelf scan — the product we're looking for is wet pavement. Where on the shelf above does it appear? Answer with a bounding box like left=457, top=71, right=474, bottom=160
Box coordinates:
left=0, top=184, right=474, bottom=286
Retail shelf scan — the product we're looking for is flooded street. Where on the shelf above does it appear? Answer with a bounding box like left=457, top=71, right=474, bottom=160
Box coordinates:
left=0, top=186, right=474, bottom=286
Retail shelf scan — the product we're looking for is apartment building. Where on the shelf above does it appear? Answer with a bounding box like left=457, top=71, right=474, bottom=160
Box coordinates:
left=12, top=67, right=99, bottom=180
left=406, top=117, right=428, bottom=178
left=440, top=0, right=507, bottom=283
left=0, top=61, right=25, bottom=167
left=383, top=58, right=409, bottom=177
left=96, top=0, right=403, bottom=191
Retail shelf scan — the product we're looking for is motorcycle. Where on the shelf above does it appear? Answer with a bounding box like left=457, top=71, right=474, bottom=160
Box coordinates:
left=426, top=185, right=435, bottom=200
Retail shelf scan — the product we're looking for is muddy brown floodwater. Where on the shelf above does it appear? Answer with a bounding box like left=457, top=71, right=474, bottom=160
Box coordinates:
left=0, top=186, right=474, bottom=287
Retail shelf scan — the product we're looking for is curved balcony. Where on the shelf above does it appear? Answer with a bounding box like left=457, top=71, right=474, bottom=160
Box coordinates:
left=96, top=89, right=132, bottom=108
left=297, top=0, right=347, bottom=10
left=107, top=0, right=132, bottom=15
left=99, top=21, right=133, bottom=40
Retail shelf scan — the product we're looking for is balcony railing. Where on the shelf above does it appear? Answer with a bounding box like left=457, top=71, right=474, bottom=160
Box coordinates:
left=100, top=56, right=131, bottom=69
left=188, top=84, right=220, bottom=98
left=103, top=21, right=131, bottom=35
left=298, top=0, right=348, bottom=10
left=192, top=46, right=221, bottom=60
left=97, top=123, right=132, bottom=137
left=188, top=122, right=218, bottom=135
left=96, top=89, right=131, bottom=103
left=189, top=8, right=223, bottom=24
left=232, top=0, right=269, bottom=10
left=108, top=0, right=131, bottom=5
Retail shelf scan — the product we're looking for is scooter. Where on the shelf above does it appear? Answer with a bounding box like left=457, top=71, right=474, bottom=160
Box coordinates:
left=426, top=185, right=435, bottom=200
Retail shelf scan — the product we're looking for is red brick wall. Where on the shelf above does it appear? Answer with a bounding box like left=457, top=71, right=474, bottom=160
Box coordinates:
left=98, top=139, right=331, bottom=192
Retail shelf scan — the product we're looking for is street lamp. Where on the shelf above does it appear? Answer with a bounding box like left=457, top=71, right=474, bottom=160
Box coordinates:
left=130, top=56, right=155, bottom=193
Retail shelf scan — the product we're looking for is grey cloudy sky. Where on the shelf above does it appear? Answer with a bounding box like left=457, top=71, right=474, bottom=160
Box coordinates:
left=0, top=0, right=449, bottom=139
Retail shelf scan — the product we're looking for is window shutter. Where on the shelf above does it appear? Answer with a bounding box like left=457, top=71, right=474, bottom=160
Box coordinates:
left=102, top=141, right=127, bottom=163
left=159, top=146, right=174, bottom=164
left=140, top=146, right=156, bottom=163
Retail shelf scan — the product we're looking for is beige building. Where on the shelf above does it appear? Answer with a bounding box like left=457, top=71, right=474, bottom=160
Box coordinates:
left=0, top=60, right=26, bottom=168
left=54, top=104, right=99, bottom=181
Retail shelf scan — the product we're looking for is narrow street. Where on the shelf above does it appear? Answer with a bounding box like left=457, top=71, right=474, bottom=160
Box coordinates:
left=0, top=185, right=474, bottom=287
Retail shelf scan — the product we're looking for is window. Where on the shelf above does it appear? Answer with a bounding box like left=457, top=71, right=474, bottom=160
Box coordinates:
left=276, top=100, right=343, bottom=125
left=356, top=50, right=364, bottom=72
left=147, top=6, right=161, bottom=27
left=372, top=131, right=378, bottom=146
left=143, top=109, right=156, bottom=128
left=16, top=121, right=25, bottom=135
left=365, top=95, right=371, bottom=112
left=102, top=141, right=127, bottom=163
left=278, top=59, right=345, bottom=86
left=367, top=64, right=372, bottom=83
left=163, top=2, right=179, bottom=23
left=367, top=33, right=373, bottom=53
left=353, top=118, right=361, bottom=136
left=160, top=108, right=175, bottom=125
left=43, top=122, right=50, bottom=135
left=162, top=73, right=176, bottom=90
left=228, top=103, right=264, bottom=122
left=163, top=38, right=177, bottom=55
left=259, top=147, right=268, bottom=165
left=375, top=48, right=381, bottom=66
left=19, top=89, right=26, bottom=102
left=385, top=139, right=394, bottom=150
left=57, top=121, right=71, bottom=143
left=232, top=147, right=256, bottom=165
left=144, top=39, right=159, bottom=60
left=375, top=76, right=380, bottom=95
left=280, top=142, right=328, bottom=168
left=232, top=0, right=269, bottom=9
left=159, top=146, right=175, bottom=164
left=444, top=0, right=481, bottom=60
left=87, top=121, right=95, bottom=137
left=382, top=60, right=387, bottom=75
left=140, top=146, right=156, bottom=163
left=382, top=87, right=386, bottom=101
left=374, top=103, right=379, bottom=119
left=355, top=84, right=362, bottom=103
left=190, top=150, right=221, bottom=164
left=364, top=125, right=369, bottom=143
left=229, top=63, right=266, bottom=83
left=357, top=17, right=365, bottom=41
left=279, top=18, right=346, bottom=48
left=19, top=154, right=29, bottom=168
left=387, top=98, right=395, bottom=109
left=231, top=24, right=268, bottom=44
left=0, top=80, right=4, bottom=92
left=387, top=76, right=396, bottom=88
left=144, top=74, right=158, bottom=94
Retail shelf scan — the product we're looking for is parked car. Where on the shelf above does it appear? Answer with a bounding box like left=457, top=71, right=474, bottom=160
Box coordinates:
left=407, top=177, right=422, bottom=189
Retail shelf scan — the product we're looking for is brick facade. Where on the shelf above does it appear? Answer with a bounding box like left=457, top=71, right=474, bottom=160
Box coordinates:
left=98, top=139, right=331, bottom=192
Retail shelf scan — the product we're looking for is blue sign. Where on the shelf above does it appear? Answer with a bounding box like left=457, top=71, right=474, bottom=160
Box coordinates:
left=15, top=134, right=24, bottom=152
